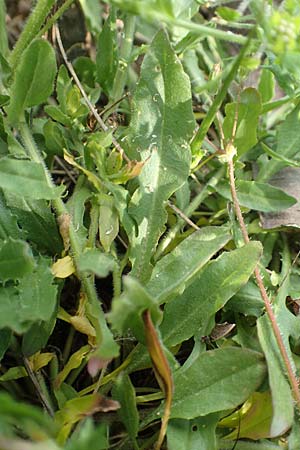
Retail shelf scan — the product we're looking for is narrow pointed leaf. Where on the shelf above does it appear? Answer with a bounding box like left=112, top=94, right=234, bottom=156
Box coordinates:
left=146, top=226, right=231, bottom=304
left=216, top=180, right=297, bottom=212
left=161, top=241, right=262, bottom=347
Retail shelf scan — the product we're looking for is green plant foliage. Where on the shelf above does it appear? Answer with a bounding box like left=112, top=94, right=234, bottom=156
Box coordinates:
left=7, top=38, right=57, bottom=123
left=2, top=1, right=300, bottom=448
left=127, top=29, right=195, bottom=282
left=0, top=158, right=64, bottom=199
left=167, top=347, right=266, bottom=419
left=160, top=241, right=263, bottom=346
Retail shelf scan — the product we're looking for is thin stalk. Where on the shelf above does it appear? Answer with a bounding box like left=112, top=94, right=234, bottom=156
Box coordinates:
left=55, top=25, right=130, bottom=163
left=228, top=156, right=300, bottom=407
left=62, top=326, right=76, bottom=363
left=154, top=167, right=225, bottom=260
left=19, top=121, right=110, bottom=334
left=191, top=32, right=253, bottom=154
left=9, top=0, right=56, bottom=69
left=37, top=0, right=75, bottom=38
left=23, top=357, right=54, bottom=417
left=107, top=14, right=136, bottom=111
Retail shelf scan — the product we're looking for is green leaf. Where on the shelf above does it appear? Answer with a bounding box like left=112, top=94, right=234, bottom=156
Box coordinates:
left=0, top=328, right=11, bottom=361
left=146, top=226, right=231, bottom=304
left=0, top=258, right=57, bottom=333
left=160, top=241, right=262, bottom=347
left=4, top=193, right=62, bottom=254
left=216, top=179, right=297, bottom=212
left=257, top=105, right=300, bottom=182
left=226, top=280, right=264, bottom=317
left=258, top=69, right=275, bottom=103
left=108, top=276, right=162, bottom=344
left=96, top=8, right=118, bottom=95
left=0, top=392, right=57, bottom=437
left=0, top=158, right=64, bottom=200
left=112, top=374, right=139, bottom=444
left=0, top=238, right=35, bottom=282
left=78, top=0, right=102, bottom=34
left=66, top=186, right=91, bottom=251
left=221, top=392, right=275, bottom=440
left=99, top=196, right=119, bottom=252
left=0, top=0, right=8, bottom=57
left=7, top=39, right=56, bottom=123
left=168, top=347, right=266, bottom=419
left=78, top=249, right=116, bottom=277
left=218, top=440, right=282, bottom=450
left=257, top=315, right=294, bottom=436
left=127, top=29, right=195, bottom=282
left=223, top=88, right=262, bottom=157
left=217, top=6, right=241, bottom=21
left=0, top=191, right=21, bottom=240
left=22, top=313, right=57, bottom=356
left=167, top=413, right=219, bottom=450
left=65, top=419, right=108, bottom=450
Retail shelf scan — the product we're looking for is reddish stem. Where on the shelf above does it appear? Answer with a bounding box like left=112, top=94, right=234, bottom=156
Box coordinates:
left=228, top=157, right=300, bottom=407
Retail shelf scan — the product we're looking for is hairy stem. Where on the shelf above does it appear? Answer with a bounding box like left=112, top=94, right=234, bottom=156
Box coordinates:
left=228, top=157, right=300, bottom=407
left=9, top=0, right=56, bottom=69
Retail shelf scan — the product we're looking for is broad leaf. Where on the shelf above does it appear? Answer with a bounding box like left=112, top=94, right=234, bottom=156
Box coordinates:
left=146, top=226, right=231, bottom=304
left=167, top=414, right=219, bottom=450
left=160, top=242, right=262, bottom=347
left=0, top=158, right=64, bottom=199
left=169, top=347, right=266, bottom=419
left=78, top=249, right=116, bottom=277
left=0, top=191, right=20, bottom=240
left=0, top=258, right=57, bottom=333
left=0, top=238, right=35, bottom=281
left=127, top=29, right=195, bottom=282
left=3, top=193, right=62, bottom=254
left=8, top=38, right=56, bottom=123
left=216, top=179, right=297, bottom=212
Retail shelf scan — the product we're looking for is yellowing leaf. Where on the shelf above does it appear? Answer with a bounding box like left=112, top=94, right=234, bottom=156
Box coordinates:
left=55, top=394, right=120, bottom=444
left=0, top=366, right=27, bottom=381
left=29, top=352, right=54, bottom=372
left=54, top=345, right=91, bottom=389
left=220, top=392, right=276, bottom=439
left=143, top=310, right=173, bottom=450
left=70, top=316, right=96, bottom=339
left=52, top=256, right=75, bottom=278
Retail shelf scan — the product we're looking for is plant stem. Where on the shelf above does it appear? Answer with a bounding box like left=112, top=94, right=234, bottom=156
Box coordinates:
left=154, top=166, right=225, bottom=260
left=19, top=121, right=112, bottom=339
left=9, top=0, right=56, bottom=69
left=55, top=25, right=130, bottom=163
left=23, top=357, right=54, bottom=417
left=37, top=0, right=75, bottom=38
left=191, top=33, right=253, bottom=154
left=227, top=156, right=300, bottom=407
